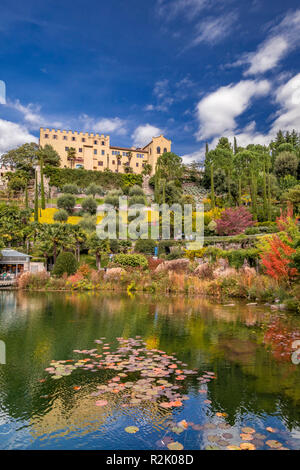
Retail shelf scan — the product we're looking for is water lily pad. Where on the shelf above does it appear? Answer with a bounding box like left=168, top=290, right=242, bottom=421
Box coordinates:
left=242, top=427, right=255, bottom=434
left=240, top=443, right=256, bottom=450
left=266, top=440, right=282, bottom=449
left=227, top=445, right=241, bottom=450
left=125, top=426, right=139, bottom=433
left=95, top=400, right=108, bottom=406
left=167, top=442, right=184, bottom=450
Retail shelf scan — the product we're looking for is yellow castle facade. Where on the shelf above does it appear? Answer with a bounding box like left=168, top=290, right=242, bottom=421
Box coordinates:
left=39, top=128, right=171, bottom=175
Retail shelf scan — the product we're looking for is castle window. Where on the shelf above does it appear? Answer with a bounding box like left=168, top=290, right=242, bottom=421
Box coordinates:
left=163, top=148, right=167, bottom=153
left=94, top=140, right=97, bottom=145
left=72, top=137, right=76, bottom=141
left=82, top=138, right=85, bottom=142
left=65, top=146, right=69, bottom=151
left=79, top=148, right=82, bottom=152
left=94, top=149, right=97, bottom=155
left=63, top=136, right=67, bottom=140
left=157, top=146, right=161, bottom=154
left=44, top=134, right=49, bottom=138
left=102, top=141, right=105, bottom=145
left=101, top=150, right=105, bottom=155
left=136, top=163, right=139, bottom=167
left=53, top=135, right=57, bottom=139
left=98, top=161, right=103, bottom=166
left=112, top=160, right=115, bottom=165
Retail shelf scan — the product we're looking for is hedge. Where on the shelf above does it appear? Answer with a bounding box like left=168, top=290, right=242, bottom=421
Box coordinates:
left=44, top=166, right=142, bottom=191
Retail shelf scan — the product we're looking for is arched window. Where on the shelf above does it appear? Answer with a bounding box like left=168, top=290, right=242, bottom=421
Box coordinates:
left=157, top=146, right=161, bottom=154
left=163, top=147, right=167, bottom=153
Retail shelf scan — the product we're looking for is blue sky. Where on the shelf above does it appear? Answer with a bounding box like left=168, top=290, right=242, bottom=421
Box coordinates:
left=1, top=0, right=300, bottom=162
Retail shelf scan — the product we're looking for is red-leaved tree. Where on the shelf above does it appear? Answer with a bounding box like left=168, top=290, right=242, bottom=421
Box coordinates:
left=216, top=206, right=254, bottom=236
left=260, top=235, right=298, bottom=282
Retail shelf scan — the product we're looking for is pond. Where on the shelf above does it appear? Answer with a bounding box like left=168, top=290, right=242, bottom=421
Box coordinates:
left=0, top=291, right=299, bottom=450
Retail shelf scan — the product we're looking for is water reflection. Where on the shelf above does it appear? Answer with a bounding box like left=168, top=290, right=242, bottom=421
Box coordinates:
left=0, top=291, right=299, bottom=450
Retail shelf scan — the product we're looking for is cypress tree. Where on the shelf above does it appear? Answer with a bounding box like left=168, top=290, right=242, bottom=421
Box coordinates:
left=34, top=170, right=39, bottom=222
left=210, top=163, right=215, bottom=209
left=234, top=137, right=238, bottom=154
left=40, top=157, right=46, bottom=210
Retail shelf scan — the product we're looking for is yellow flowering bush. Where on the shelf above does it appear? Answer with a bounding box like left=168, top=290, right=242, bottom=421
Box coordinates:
left=30, top=208, right=81, bottom=225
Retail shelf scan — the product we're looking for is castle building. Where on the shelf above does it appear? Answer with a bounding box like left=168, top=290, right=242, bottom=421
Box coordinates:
left=39, top=128, right=171, bottom=175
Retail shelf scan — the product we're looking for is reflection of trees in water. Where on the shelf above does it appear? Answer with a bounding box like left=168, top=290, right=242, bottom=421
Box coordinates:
left=0, top=292, right=299, bottom=429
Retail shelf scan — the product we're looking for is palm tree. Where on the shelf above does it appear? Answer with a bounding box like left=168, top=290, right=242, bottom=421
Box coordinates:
left=67, top=147, right=76, bottom=169
left=70, top=225, right=87, bottom=262
left=87, top=234, right=110, bottom=270
left=40, top=224, right=69, bottom=263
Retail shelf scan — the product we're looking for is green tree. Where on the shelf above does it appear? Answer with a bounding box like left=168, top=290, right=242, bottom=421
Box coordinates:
left=37, top=144, right=61, bottom=166
left=53, top=251, right=78, bottom=277
left=88, top=234, right=110, bottom=270
left=62, top=184, right=79, bottom=194
left=1, top=142, right=38, bottom=172
left=82, top=196, right=97, bottom=214
left=53, top=209, right=68, bottom=223
left=57, top=194, right=76, bottom=213
left=86, top=183, right=102, bottom=198
left=274, top=151, right=298, bottom=178
left=67, top=147, right=76, bottom=169
left=34, top=170, right=39, bottom=222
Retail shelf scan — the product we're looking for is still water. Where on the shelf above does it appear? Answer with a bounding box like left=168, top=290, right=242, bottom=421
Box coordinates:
left=0, top=291, right=299, bottom=450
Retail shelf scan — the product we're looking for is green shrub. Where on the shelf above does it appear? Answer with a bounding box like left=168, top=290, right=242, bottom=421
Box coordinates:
left=81, top=197, right=97, bottom=215
left=129, top=185, right=145, bottom=197
left=134, top=239, right=156, bottom=254
left=113, top=253, right=148, bottom=268
left=53, top=209, right=68, bottom=222
left=53, top=252, right=78, bottom=277
left=57, top=194, right=76, bottom=213
left=62, top=184, right=79, bottom=194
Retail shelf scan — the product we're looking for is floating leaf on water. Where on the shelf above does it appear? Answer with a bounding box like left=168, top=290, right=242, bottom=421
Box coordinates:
left=217, top=439, right=230, bottom=447
left=125, top=426, right=139, bottom=434
left=240, top=433, right=254, bottom=441
left=240, top=443, right=256, bottom=450
left=207, top=435, right=219, bottom=442
left=178, top=420, right=188, bottom=429
left=95, top=400, right=108, bottom=406
left=204, top=400, right=212, bottom=404
left=227, top=445, right=241, bottom=450
left=73, top=386, right=81, bottom=391
left=266, top=427, right=276, bottom=433
left=167, top=442, right=184, bottom=450
left=253, top=433, right=266, bottom=440
left=222, top=433, right=233, bottom=439
left=206, top=445, right=220, bottom=450
left=266, top=440, right=282, bottom=449
left=171, top=426, right=184, bottom=435
left=242, top=427, right=255, bottom=434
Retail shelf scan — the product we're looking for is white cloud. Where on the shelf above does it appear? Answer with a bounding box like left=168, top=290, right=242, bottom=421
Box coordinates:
left=201, top=72, right=300, bottom=150
left=157, top=0, right=208, bottom=21
left=7, top=99, right=62, bottom=130
left=272, top=72, right=300, bottom=131
left=79, top=114, right=127, bottom=135
left=238, top=9, right=300, bottom=75
left=181, top=148, right=205, bottom=164
left=190, top=13, right=237, bottom=47
left=195, top=79, right=270, bottom=140
left=244, top=36, right=289, bottom=76
left=132, top=124, right=163, bottom=147
left=0, top=119, right=38, bottom=156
